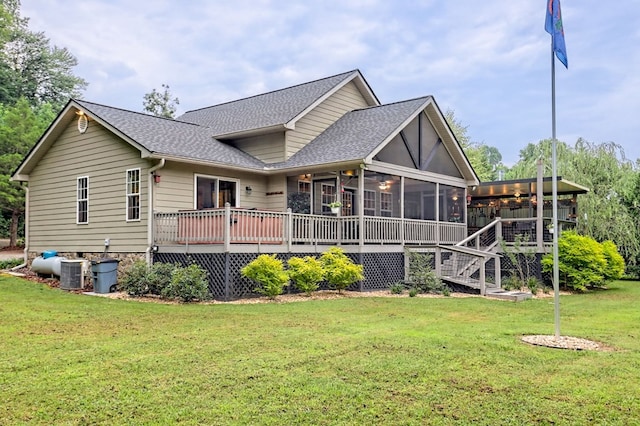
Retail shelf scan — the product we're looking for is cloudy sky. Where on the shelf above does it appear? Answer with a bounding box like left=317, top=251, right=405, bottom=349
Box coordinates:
left=21, top=0, right=640, bottom=165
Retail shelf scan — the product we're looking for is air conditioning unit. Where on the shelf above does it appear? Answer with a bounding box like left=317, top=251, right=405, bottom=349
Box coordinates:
left=60, top=260, right=88, bottom=290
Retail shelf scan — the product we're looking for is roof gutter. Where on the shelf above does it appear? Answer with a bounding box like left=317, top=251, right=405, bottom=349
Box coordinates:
left=146, top=158, right=165, bottom=265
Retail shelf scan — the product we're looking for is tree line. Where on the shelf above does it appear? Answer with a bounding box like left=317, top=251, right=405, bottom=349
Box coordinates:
left=1, top=2, right=638, bottom=275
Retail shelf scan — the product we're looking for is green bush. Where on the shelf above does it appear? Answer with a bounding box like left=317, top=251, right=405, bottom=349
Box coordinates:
left=0, top=258, right=23, bottom=270
left=320, top=247, right=364, bottom=293
left=162, top=263, right=210, bottom=302
left=287, top=256, right=324, bottom=296
left=406, top=250, right=447, bottom=294
left=241, top=254, right=289, bottom=299
left=120, top=261, right=178, bottom=296
left=501, top=273, right=521, bottom=291
left=542, top=231, right=607, bottom=291
left=408, top=287, right=419, bottom=297
left=148, top=262, right=177, bottom=295
left=601, top=240, right=625, bottom=281
left=120, top=260, right=152, bottom=296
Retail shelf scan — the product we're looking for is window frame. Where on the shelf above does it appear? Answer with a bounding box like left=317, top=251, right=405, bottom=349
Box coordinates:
left=76, top=176, right=89, bottom=225
left=363, top=189, right=376, bottom=216
left=194, top=173, right=240, bottom=209
left=126, top=168, right=141, bottom=222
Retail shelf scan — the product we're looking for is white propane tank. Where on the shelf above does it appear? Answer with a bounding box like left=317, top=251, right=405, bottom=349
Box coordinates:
left=31, top=256, right=67, bottom=276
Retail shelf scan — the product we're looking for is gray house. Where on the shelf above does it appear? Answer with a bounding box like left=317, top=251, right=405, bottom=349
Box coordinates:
left=13, top=69, right=484, bottom=299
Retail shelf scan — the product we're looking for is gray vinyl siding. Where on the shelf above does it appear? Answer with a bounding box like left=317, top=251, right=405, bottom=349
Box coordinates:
left=286, top=81, right=370, bottom=159
left=154, top=162, right=276, bottom=211
left=28, top=119, right=149, bottom=253
left=230, top=132, right=285, bottom=164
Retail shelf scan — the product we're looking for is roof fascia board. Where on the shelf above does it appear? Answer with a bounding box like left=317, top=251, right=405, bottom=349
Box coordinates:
left=285, top=70, right=380, bottom=129
left=265, top=160, right=366, bottom=175
left=368, top=160, right=469, bottom=187
left=148, top=154, right=270, bottom=175
left=213, top=124, right=288, bottom=140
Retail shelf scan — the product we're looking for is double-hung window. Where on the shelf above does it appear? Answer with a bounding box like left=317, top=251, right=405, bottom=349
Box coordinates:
left=77, top=176, right=89, bottom=224
left=126, top=168, right=141, bottom=221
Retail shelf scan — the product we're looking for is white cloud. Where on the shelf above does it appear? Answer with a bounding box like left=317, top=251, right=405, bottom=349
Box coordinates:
left=19, top=0, right=640, bottom=164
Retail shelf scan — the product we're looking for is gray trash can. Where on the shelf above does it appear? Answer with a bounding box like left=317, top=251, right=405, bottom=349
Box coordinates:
left=91, top=258, right=119, bottom=293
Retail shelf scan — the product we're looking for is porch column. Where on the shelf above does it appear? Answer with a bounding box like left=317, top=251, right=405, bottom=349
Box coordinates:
left=358, top=168, right=364, bottom=247
left=536, top=160, right=544, bottom=251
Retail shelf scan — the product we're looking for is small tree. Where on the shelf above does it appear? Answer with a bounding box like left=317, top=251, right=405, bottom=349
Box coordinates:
left=319, top=247, right=364, bottom=293
left=241, top=254, right=289, bottom=299
left=405, top=250, right=447, bottom=294
left=542, top=231, right=607, bottom=291
left=499, top=234, right=541, bottom=292
left=287, top=256, right=324, bottom=296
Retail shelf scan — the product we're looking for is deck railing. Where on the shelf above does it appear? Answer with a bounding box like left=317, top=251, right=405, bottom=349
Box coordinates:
left=153, top=206, right=467, bottom=248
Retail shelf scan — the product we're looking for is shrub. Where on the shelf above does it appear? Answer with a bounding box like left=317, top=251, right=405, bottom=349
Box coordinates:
left=406, top=250, right=447, bottom=294
left=162, top=263, right=210, bottom=302
left=526, top=277, right=540, bottom=295
left=408, top=287, right=419, bottom=297
left=389, top=282, right=405, bottom=294
left=120, top=261, right=178, bottom=297
left=148, top=262, right=177, bottom=295
left=120, top=260, right=152, bottom=296
left=542, top=231, right=607, bottom=291
left=320, top=247, right=364, bottom=293
left=0, top=258, right=23, bottom=270
left=601, top=240, right=625, bottom=281
left=287, top=256, right=324, bottom=296
left=501, top=273, right=521, bottom=291
left=241, top=254, right=289, bottom=299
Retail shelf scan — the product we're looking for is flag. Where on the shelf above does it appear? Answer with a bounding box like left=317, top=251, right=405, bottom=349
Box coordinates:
left=545, top=0, right=568, bottom=68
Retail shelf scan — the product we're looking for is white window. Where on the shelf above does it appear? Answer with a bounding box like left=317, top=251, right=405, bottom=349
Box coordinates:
left=195, top=174, right=238, bottom=209
left=298, top=180, right=311, bottom=193
left=321, top=183, right=336, bottom=213
left=126, top=168, right=140, bottom=221
left=77, top=176, right=89, bottom=224
left=380, top=192, right=393, bottom=217
left=364, top=190, right=376, bottom=216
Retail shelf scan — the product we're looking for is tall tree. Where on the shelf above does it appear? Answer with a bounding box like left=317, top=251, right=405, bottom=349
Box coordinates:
left=0, top=98, right=54, bottom=245
left=143, top=84, right=179, bottom=118
left=0, top=0, right=86, bottom=244
left=445, top=109, right=502, bottom=181
left=0, top=1, right=87, bottom=111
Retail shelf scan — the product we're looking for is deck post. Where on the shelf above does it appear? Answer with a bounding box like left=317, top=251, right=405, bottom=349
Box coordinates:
left=479, top=259, right=486, bottom=296
left=495, top=220, right=502, bottom=247
left=434, top=246, right=441, bottom=277
left=224, top=202, right=231, bottom=253
left=494, top=255, right=501, bottom=289
left=286, top=208, right=292, bottom=252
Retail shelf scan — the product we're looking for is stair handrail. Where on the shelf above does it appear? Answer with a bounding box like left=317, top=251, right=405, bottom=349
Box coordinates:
left=456, top=218, right=501, bottom=250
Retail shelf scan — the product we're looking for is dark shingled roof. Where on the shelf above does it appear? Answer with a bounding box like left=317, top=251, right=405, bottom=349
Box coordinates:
left=277, top=97, right=432, bottom=169
left=75, top=100, right=266, bottom=170
left=177, top=70, right=359, bottom=136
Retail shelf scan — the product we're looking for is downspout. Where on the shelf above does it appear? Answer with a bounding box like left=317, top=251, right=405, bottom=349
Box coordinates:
left=146, top=158, right=166, bottom=265
left=11, top=184, right=29, bottom=271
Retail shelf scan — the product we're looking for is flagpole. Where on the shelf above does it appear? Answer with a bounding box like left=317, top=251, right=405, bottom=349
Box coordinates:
left=551, top=45, right=561, bottom=339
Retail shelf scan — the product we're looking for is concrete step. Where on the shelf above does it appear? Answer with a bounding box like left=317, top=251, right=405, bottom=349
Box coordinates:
left=485, top=288, right=533, bottom=302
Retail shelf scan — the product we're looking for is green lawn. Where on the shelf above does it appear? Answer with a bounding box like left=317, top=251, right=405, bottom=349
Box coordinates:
left=1, top=275, right=639, bottom=425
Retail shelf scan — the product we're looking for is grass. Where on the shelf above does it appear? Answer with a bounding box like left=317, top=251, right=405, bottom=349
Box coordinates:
left=1, top=276, right=639, bottom=425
